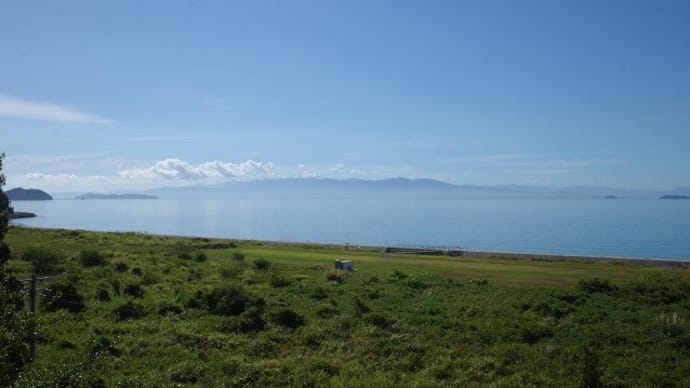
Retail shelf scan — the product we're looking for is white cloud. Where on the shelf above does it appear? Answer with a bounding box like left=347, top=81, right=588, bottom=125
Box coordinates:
left=118, top=158, right=274, bottom=180
left=0, top=94, right=113, bottom=123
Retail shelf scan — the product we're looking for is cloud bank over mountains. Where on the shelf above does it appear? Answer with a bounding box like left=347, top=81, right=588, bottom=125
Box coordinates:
left=14, top=158, right=340, bottom=191
left=118, top=159, right=274, bottom=180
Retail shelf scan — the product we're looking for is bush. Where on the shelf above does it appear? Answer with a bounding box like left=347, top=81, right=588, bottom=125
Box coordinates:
left=326, top=270, right=347, bottom=284
left=178, top=252, right=192, bottom=260
left=113, top=260, right=128, bottom=272
left=22, top=246, right=63, bottom=274
left=142, top=272, right=160, bottom=285
left=310, top=287, right=328, bottom=300
left=123, top=283, right=144, bottom=298
left=157, top=302, right=184, bottom=316
left=219, top=307, right=266, bottom=333
left=316, top=303, right=339, bottom=318
left=194, top=252, right=207, bottom=262
left=270, top=309, right=305, bottom=329
left=113, top=301, right=146, bottom=321
left=190, top=283, right=265, bottom=317
left=253, top=258, right=270, bottom=270
left=353, top=297, right=370, bottom=316
left=96, top=288, right=111, bottom=302
left=90, top=336, right=120, bottom=356
left=269, top=274, right=291, bottom=288
left=168, top=361, right=204, bottom=384
left=131, top=267, right=142, bottom=276
left=41, top=282, right=85, bottom=313
left=403, top=278, right=428, bottom=289
left=521, top=323, right=553, bottom=344
left=232, top=252, right=245, bottom=261
left=110, top=278, right=122, bottom=295
left=365, top=314, right=395, bottom=330
left=78, top=249, right=105, bottom=267
left=469, top=278, right=489, bottom=286
left=577, top=278, right=615, bottom=294
left=657, top=312, right=685, bottom=337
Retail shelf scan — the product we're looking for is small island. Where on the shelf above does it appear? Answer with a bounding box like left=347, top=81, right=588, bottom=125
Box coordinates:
left=9, top=209, right=37, bottom=219
left=659, top=195, right=690, bottom=200
left=605, top=195, right=618, bottom=199
left=75, top=193, right=158, bottom=200
left=6, top=187, right=53, bottom=201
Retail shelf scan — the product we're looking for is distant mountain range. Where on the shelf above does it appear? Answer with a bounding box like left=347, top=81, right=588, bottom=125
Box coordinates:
left=6, top=187, right=53, bottom=201
left=75, top=193, right=158, bottom=200
left=142, top=177, right=689, bottom=200
left=659, top=195, right=690, bottom=200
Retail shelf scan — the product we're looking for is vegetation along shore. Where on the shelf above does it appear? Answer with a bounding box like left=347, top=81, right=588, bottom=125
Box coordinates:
left=1, top=225, right=688, bottom=386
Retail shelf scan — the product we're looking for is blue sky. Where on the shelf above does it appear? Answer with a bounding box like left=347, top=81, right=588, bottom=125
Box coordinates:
left=1, top=0, right=689, bottom=191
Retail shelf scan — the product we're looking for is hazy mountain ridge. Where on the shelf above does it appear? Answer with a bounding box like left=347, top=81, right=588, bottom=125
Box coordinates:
left=144, top=177, right=678, bottom=200
left=75, top=193, right=158, bottom=200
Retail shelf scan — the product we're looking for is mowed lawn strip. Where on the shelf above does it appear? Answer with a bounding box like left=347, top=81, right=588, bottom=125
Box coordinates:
left=237, top=245, right=665, bottom=287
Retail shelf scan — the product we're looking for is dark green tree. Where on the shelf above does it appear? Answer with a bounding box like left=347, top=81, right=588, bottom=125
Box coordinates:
left=0, top=153, right=30, bottom=384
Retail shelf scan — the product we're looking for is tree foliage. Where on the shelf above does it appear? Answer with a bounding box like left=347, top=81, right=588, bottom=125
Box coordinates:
left=0, top=153, right=30, bottom=384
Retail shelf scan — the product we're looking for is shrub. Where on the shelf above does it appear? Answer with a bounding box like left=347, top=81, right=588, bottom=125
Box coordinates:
left=168, top=361, right=204, bottom=384
left=41, top=282, right=85, bottom=313
left=577, top=278, right=615, bottom=294
left=390, top=270, right=408, bottom=280
left=113, top=260, right=128, bottom=272
left=253, top=258, right=270, bottom=270
left=187, top=268, right=202, bottom=281
left=113, top=301, right=146, bottom=321
left=310, top=287, right=328, bottom=300
left=185, top=290, right=208, bottom=310
left=626, top=274, right=689, bottom=304
left=326, top=270, right=347, bottom=284
left=469, top=278, right=489, bottom=286
left=521, top=323, right=553, bottom=344
left=194, top=252, right=207, bottom=262
left=78, top=249, right=105, bottom=267
left=403, top=278, right=428, bottom=289
left=178, top=252, right=192, bottom=260
left=365, top=314, right=395, bottom=330
left=131, top=267, right=142, bottom=276
left=22, top=246, right=63, bottom=274
left=219, top=307, right=266, bottom=333
left=316, top=303, right=339, bottom=318
left=353, top=297, right=370, bottom=316
left=269, top=274, right=291, bottom=288
left=142, top=272, right=160, bottom=285
left=109, top=278, right=122, bottom=295
left=96, top=288, right=111, bottom=302
left=157, top=302, right=184, bottom=316
left=657, top=312, right=685, bottom=337
left=270, top=309, right=305, bottom=329
left=205, top=284, right=266, bottom=316
left=232, top=252, right=245, bottom=261
left=90, top=336, right=120, bottom=356
left=123, top=283, right=144, bottom=298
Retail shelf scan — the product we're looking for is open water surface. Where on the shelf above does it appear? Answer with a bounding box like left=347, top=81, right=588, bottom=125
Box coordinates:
left=11, top=198, right=690, bottom=260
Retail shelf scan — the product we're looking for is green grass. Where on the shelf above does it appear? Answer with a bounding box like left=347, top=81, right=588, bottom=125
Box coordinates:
left=4, top=226, right=690, bottom=387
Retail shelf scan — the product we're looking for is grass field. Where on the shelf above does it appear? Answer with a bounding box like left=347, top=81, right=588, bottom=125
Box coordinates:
left=4, top=225, right=690, bottom=387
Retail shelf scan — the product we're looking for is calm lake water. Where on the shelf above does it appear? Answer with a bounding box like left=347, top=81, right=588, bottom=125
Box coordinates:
left=10, top=198, right=690, bottom=260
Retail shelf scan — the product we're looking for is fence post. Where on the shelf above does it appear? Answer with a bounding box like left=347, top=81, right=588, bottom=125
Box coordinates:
left=29, top=274, right=36, bottom=361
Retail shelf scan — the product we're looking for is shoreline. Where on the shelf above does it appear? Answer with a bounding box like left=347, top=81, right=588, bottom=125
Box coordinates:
left=11, top=224, right=690, bottom=268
